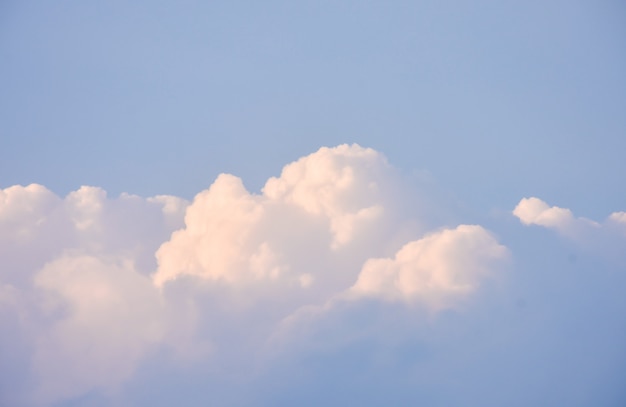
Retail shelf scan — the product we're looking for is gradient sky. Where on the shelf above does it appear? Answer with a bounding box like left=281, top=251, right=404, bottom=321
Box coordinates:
left=1, top=1, right=625, bottom=406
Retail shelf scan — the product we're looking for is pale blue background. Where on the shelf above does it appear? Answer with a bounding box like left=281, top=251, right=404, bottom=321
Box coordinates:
left=1, top=1, right=625, bottom=218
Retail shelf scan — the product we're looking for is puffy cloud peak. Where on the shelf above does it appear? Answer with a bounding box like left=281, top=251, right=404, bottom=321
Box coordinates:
left=154, top=174, right=274, bottom=286
left=0, top=184, right=61, bottom=241
left=513, top=197, right=575, bottom=229
left=350, top=225, right=508, bottom=310
left=154, top=144, right=397, bottom=287
left=513, top=197, right=626, bottom=236
left=609, top=212, right=626, bottom=226
left=65, top=186, right=107, bottom=231
left=513, top=197, right=626, bottom=261
left=263, top=144, right=390, bottom=248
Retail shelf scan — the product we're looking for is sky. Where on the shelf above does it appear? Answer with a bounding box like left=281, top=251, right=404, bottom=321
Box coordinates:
left=1, top=1, right=625, bottom=406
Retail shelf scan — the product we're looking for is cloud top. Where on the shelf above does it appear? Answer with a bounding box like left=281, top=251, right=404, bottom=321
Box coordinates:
left=513, top=197, right=576, bottom=229
left=153, top=144, right=402, bottom=288
left=350, top=225, right=508, bottom=310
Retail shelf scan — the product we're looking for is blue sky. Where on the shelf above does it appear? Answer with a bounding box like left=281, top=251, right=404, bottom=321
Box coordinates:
left=2, top=1, right=625, bottom=214
left=1, top=1, right=625, bottom=406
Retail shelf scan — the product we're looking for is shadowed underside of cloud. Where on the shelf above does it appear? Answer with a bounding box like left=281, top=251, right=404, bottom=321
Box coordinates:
left=0, top=145, right=624, bottom=406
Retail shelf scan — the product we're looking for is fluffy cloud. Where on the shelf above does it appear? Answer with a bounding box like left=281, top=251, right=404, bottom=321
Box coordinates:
left=349, top=225, right=508, bottom=310
left=262, top=145, right=392, bottom=249
left=153, top=145, right=404, bottom=289
left=609, top=211, right=626, bottom=225
left=513, top=197, right=626, bottom=259
left=4, top=156, right=625, bottom=407
left=0, top=184, right=187, bottom=284
left=0, top=184, right=187, bottom=405
left=31, top=254, right=164, bottom=404
left=153, top=173, right=302, bottom=289
left=513, top=197, right=578, bottom=230
left=13, top=146, right=619, bottom=406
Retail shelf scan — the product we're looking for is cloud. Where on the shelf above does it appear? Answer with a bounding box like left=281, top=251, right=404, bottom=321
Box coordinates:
left=0, top=145, right=510, bottom=406
left=513, top=197, right=626, bottom=260
left=5, top=146, right=624, bottom=407
left=0, top=184, right=187, bottom=285
left=0, top=183, right=187, bottom=405
left=262, top=145, right=392, bottom=249
left=31, top=254, right=164, bottom=404
left=609, top=211, right=626, bottom=225
left=513, top=197, right=579, bottom=230
left=153, top=144, right=406, bottom=289
left=349, top=225, right=509, bottom=310
left=608, top=211, right=626, bottom=236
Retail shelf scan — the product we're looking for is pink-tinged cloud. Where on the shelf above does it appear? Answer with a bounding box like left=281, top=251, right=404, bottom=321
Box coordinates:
left=0, top=145, right=511, bottom=406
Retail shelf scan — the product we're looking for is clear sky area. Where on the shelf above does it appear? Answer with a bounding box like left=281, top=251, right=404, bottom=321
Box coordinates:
left=1, top=1, right=625, bottom=406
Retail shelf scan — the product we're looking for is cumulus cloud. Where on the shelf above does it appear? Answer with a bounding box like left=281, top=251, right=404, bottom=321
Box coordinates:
left=31, top=254, right=164, bottom=403
left=513, top=197, right=578, bottom=229
left=0, top=145, right=561, bottom=406
left=154, top=173, right=293, bottom=288
left=349, top=225, right=508, bottom=310
left=512, top=196, right=604, bottom=234
left=513, top=197, right=626, bottom=259
left=153, top=145, right=405, bottom=289
left=0, top=184, right=187, bottom=284
left=608, top=211, right=626, bottom=234
left=5, top=154, right=625, bottom=407
left=262, top=145, right=391, bottom=249
left=0, top=183, right=187, bottom=405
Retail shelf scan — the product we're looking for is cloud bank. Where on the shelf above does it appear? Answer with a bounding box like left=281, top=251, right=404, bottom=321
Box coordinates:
left=1, top=145, right=624, bottom=406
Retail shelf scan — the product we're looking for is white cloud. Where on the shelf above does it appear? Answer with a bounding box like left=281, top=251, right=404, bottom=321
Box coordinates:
left=513, top=197, right=578, bottom=230
left=31, top=254, right=164, bottom=404
left=513, top=197, right=626, bottom=258
left=0, top=184, right=61, bottom=241
left=0, top=145, right=512, bottom=406
left=153, top=144, right=404, bottom=288
left=154, top=173, right=274, bottom=286
left=0, top=184, right=188, bottom=285
left=608, top=211, right=626, bottom=231
left=263, top=144, right=391, bottom=249
left=0, top=183, right=188, bottom=405
left=349, top=225, right=509, bottom=311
